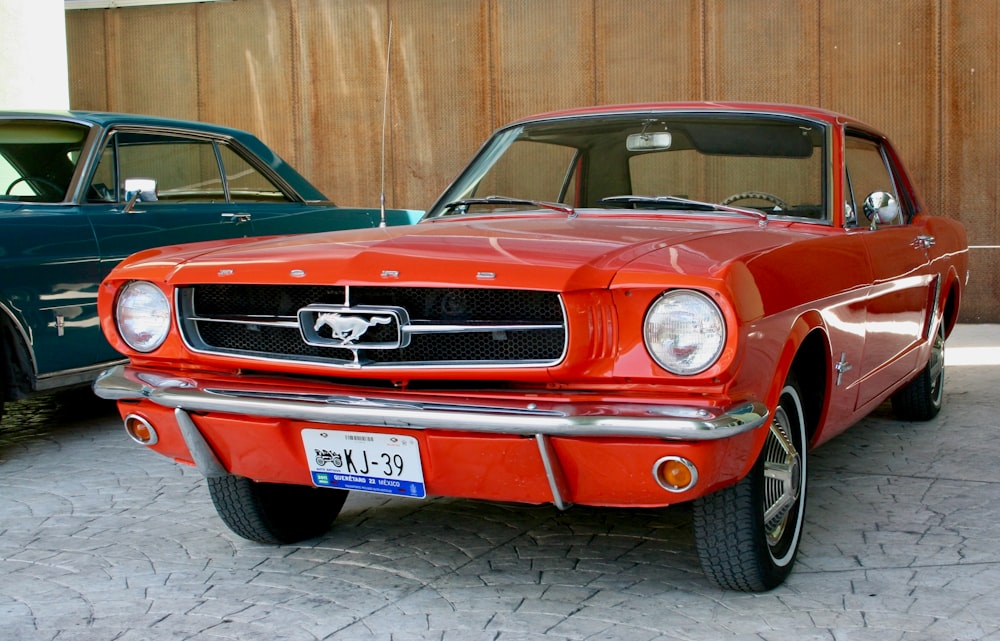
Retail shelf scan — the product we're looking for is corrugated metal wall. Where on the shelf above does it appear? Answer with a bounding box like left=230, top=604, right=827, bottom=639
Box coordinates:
left=66, top=0, right=999, bottom=321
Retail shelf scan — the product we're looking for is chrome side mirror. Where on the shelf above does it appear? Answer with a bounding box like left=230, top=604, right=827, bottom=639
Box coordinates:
left=124, top=177, right=158, bottom=202
left=862, top=191, right=900, bottom=229
left=123, top=177, right=158, bottom=213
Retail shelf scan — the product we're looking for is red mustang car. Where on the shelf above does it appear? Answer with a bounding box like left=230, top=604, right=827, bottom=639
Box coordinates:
left=94, top=103, right=968, bottom=591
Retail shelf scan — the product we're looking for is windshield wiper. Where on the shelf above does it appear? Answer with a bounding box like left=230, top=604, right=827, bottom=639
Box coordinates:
left=443, top=195, right=575, bottom=217
left=599, top=195, right=768, bottom=223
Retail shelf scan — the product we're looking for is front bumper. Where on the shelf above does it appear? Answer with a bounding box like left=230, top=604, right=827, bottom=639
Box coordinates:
left=95, top=364, right=769, bottom=508
left=95, top=364, right=767, bottom=439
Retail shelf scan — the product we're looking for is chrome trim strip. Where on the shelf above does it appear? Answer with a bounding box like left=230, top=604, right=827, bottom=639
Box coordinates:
left=36, top=358, right=128, bottom=391
left=187, top=315, right=300, bottom=328
left=94, top=364, right=769, bottom=441
left=403, top=323, right=564, bottom=334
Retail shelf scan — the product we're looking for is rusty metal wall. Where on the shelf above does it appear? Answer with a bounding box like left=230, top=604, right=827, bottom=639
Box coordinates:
left=66, top=0, right=999, bottom=321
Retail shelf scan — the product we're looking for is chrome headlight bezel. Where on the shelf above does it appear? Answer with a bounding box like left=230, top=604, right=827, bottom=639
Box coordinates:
left=643, top=289, right=726, bottom=375
left=115, top=280, right=171, bottom=353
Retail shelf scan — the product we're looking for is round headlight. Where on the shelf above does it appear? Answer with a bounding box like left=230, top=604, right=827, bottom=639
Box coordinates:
left=643, top=290, right=725, bottom=375
left=116, top=281, right=171, bottom=352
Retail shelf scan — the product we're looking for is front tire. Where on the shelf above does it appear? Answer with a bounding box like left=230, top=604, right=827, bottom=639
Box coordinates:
left=891, top=321, right=945, bottom=421
left=207, top=475, right=349, bottom=544
left=693, top=377, right=808, bottom=591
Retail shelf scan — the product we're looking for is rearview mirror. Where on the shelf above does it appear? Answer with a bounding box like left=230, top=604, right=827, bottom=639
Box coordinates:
left=627, top=131, right=672, bottom=151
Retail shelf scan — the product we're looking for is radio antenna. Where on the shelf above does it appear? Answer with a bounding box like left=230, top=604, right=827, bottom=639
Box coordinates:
left=378, top=20, right=392, bottom=228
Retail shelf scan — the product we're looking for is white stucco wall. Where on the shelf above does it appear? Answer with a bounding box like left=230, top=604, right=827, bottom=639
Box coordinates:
left=0, top=0, right=70, bottom=110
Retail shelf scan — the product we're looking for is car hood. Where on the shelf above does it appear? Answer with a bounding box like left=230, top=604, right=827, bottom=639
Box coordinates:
left=130, top=212, right=794, bottom=291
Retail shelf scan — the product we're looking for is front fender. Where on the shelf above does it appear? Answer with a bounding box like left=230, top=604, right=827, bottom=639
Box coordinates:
left=736, top=310, right=830, bottom=467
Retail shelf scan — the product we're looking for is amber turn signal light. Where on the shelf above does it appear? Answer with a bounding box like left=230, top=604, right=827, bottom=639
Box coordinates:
left=124, top=414, right=158, bottom=446
left=652, top=456, right=698, bottom=492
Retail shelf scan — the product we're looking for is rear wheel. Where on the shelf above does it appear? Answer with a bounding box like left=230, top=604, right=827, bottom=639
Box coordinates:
left=891, top=321, right=945, bottom=421
left=0, top=337, right=7, bottom=423
left=207, top=475, right=349, bottom=544
left=693, top=376, right=807, bottom=591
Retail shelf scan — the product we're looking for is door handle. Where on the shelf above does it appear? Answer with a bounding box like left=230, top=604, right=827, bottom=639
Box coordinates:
left=913, top=235, right=935, bottom=249
left=221, top=212, right=251, bottom=224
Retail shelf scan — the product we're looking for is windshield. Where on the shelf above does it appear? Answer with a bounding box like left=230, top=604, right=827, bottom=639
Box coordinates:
left=0, top=120, right=91, bottom=202
left=428, top=112, right=828, bottom=221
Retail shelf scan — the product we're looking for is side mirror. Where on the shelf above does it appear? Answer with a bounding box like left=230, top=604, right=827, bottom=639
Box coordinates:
left=124, top=177, right=158, bottom=203
left=862, top=191, right=900, bottom=229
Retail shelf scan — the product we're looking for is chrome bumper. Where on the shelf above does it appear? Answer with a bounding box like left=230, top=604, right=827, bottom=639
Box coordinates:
left=93, top=364, right=769, bottom=441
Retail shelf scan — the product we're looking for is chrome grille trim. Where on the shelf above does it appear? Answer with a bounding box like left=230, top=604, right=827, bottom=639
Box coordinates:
left=176, top=285, right=568, bottom=369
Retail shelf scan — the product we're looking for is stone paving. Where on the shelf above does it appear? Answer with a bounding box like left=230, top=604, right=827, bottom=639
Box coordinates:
left=1, top=325, right=999, bottom=641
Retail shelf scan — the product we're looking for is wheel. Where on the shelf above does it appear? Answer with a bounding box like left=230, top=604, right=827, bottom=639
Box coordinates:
left=720, top=191, right=790, bottom=210
left=891, top=320, right=945, bottom=421
left=693, top=376, right=807, bottom=591
left=0, top=337, right=6, bottom=423
left=207, top=475, right=349, bottom=544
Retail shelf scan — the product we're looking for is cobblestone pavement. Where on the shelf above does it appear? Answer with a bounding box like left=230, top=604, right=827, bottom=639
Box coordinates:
left=1, top=325, right=999, bottom=641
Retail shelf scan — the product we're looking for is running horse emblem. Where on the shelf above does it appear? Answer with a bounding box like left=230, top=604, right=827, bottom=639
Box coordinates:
left=313, top=312, right=392, bottom=345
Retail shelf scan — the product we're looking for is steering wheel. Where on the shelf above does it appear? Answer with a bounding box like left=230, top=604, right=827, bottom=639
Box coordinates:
left=5, top=176, right=64, bottom=198
left=720, top=191, right=789, bottom=210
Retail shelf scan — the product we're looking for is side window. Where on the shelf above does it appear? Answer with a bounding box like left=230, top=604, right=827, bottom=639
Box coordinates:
left=0, top=121, right=88, bottom=202
left=218, top=145, right=289, bottom=203
left=472, top=140, right=579, bottom=205
left=88, top=144, right=117, bottom=202
left=844, top=135, right=902, bottom=227
left=88, top=131, right=288, bottom=204
left=117, top=133, right=223, bottom=202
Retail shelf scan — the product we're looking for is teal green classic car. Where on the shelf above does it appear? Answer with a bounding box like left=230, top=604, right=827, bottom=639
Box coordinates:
left=0, top=111, right=419, bottom=420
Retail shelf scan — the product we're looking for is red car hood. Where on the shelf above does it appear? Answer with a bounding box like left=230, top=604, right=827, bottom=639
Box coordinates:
left=132, top=213, right=781, bottom=291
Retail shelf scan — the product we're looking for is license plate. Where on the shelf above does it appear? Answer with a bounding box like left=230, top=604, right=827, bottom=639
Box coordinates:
left=301, top=429, right=426, bottom=498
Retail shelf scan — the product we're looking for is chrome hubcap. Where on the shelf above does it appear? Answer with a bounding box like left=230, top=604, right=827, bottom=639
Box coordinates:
left=763, top=406, right=801, bottom=548
left=929, top=325, right=945, bottom=405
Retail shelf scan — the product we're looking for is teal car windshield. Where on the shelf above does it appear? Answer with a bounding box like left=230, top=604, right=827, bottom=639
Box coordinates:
left=0, top=121, right=90, bottom=202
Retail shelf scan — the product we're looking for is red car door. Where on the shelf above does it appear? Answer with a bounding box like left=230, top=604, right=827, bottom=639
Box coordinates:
left=846, top=134, right=934, bottom=410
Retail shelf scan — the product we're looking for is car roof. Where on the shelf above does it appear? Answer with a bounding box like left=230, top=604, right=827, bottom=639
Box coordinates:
left=0, top=110, right=253, bottom=138
left=508, top=101, right=881, bottom=136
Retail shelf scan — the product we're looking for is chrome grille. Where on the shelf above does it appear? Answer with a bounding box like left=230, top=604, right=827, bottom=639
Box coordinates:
left=177, top=285, right=566, bottom=368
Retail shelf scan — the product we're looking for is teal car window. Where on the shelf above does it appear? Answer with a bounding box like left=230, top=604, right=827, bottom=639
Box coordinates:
left=118, top=133, right=225, bottom=202
left=0, top=121, right=89, bottom=202
left=88, top=143, right=117, bottom=202
left=89, top=131, right=289, bottom=204
left=218, top=145, right=289, bottom=203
